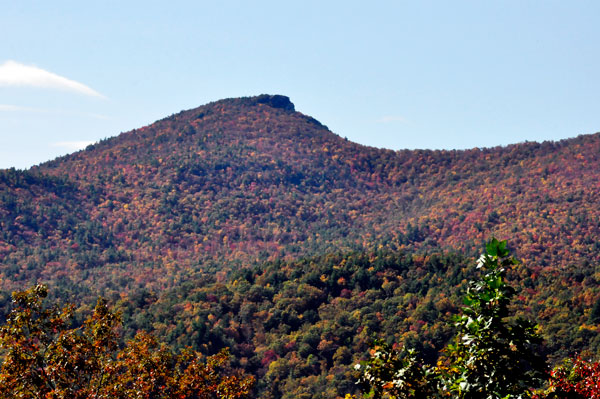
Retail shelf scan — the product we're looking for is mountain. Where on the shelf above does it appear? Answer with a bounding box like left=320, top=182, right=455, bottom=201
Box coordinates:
left=1, top=94, right=598, bottom=297
left=1, top=94, right=600, bottom=397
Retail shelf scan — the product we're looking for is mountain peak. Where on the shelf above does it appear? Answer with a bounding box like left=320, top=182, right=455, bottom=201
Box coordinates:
left=253, top=94, right=295, bottom=112
left=205, top=94, right=295, bottom=114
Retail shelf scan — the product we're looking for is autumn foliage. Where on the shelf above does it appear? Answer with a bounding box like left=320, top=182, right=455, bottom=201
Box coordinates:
left=0, top=284, right=254, bottom=399
left=1, top=95, right=599, bottom=301
left=1, top=95, right=600, bottom=397
left=534, top=357, right=600, bottom=398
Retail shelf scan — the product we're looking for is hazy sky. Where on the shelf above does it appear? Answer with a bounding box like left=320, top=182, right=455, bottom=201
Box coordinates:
left=1, top=1, right=599, bottom=169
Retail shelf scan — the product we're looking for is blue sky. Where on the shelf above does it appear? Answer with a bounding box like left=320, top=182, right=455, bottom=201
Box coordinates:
left=1, top=1, right=599, bottom=169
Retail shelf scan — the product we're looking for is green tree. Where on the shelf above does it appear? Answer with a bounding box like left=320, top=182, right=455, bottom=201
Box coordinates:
left=356, top=339, right=438, bottom=398
left=355, top=239, right=548, bottom=399
left=440, top=238, right=547, bottom=398
left=589, top=297, right=600, bottom=324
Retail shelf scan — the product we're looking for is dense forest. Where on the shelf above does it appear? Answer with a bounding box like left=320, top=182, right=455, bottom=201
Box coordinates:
left=2, top=240, right=599, bottom=397
left=0, top=95, right=599, bottom=397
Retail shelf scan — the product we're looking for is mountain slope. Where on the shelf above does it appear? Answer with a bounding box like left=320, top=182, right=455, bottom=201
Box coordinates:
left=0, top=94, right=599, bottom=300
left=2, top=94, right=600, bottom=398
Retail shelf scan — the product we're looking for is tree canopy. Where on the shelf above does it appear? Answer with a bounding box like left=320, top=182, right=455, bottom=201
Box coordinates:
left=356, top=239, right=548, bottom=398
left=0, top=284, right=254, bottom=399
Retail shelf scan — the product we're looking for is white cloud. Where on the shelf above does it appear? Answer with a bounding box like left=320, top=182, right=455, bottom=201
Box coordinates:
left=0, top=60, right=105, bottom=98
left=52, top=141, right=95, bottom=151
left=377, top=115, right=408, bottom=124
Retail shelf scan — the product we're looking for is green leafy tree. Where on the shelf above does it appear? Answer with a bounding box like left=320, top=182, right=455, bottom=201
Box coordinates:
left=355, top=239, right=548, bottom=399
left=440, top=238, right=547, bottom=398
left=356, top=339, right=438, bottom=398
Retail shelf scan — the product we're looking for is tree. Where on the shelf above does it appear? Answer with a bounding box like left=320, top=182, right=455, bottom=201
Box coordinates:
left=534, top=356, right=600, bottom=399
left=355, top=239, right=548, bottom=398
left=356, top=339, right=437, bottom=398
left=0, top=284, right=254, bottom=399
left=0, top=284, right=116, bottom=398
left=440, top=238, right=547, bottom=398
left=107, top=332, right=255, bottom=399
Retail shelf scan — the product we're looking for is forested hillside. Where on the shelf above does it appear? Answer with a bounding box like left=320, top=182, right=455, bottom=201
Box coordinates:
left=114, top=246, right=600, bottom=398
left=1, top=95, right=598, bottom=298
left=0, top=94, right=599, bottom=397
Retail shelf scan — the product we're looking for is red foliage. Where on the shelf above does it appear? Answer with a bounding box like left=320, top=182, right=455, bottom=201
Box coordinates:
left=546, top=357, right=600, bottom=398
